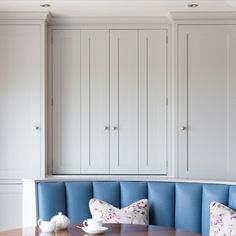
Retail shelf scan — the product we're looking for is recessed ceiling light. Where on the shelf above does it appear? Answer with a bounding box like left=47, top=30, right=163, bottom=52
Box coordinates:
left=40, top=4, right=51, bottom=8
left=187, top=3, right=199, bottom=8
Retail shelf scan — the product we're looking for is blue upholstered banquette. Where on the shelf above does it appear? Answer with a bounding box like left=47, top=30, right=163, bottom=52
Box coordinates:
left=37, top=181, right=236, bottom=236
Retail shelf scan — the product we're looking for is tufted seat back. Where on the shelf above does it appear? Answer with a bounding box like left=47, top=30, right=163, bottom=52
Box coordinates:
left=37, top=181, right=236, bottom=236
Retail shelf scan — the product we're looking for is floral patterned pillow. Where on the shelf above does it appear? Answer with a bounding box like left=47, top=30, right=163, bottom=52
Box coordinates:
left=89, top=198, right=149, bottom=225
left=210, top=201, right=236, bottom=235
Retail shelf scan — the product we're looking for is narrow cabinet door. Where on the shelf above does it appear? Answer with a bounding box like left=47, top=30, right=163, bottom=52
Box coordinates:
left=110, top=30, right=139, bottom=174
left=178, top=25, right=236, bottom=179
left=52, top=30, right=81, bottom=174
left=0, top=25, right=41, bottom=179
left=139, top=30, right=167, bottom=174
left=81, top=30, right=110, bottom=174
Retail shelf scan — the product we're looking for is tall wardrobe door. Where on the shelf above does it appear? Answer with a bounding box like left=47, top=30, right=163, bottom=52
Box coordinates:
left=81, top=30, right=110, bottom=174
left=178, top=25, right=236, bottom=180
left=139, top=30, right=167, bottom=174
left=110, top=30, right=139, bottom=174
left=0, top=25, right=41, bottom=179
left=52, top=30, right=81, bottom=174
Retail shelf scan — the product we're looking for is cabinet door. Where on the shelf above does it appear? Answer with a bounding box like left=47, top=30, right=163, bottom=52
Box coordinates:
left=139, top=30, right=167, bottom=174
left=81, top=30, right=110, bottom=174
left=0, top=184, right=22, bottom=230
left=52, top=30, right=81, bottom=174
left=110, top=30, right=139, bottom=174
left=0, top=25, right=41, bottom=179
left=178, top=25, right=236, bottom=179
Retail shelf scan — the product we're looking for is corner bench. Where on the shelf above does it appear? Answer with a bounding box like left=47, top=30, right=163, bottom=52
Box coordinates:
left=22, top=179, right=236, bottom=236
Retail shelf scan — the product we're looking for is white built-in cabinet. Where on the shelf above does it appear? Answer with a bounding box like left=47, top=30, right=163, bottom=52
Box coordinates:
left=178, top=25, right=236, bottom=180
left=52, top=30, right=82, bottom=174
left=0, top=13, right=47, bottom=230
left=0, top=184, right=22, bottom=230
left=52, top=29, right=168, bottom=175
left=0, top=25, right=42, bottom=180
left=81, top=30, right=110, bottom=174
left=110, top=30, right=139, bottom=174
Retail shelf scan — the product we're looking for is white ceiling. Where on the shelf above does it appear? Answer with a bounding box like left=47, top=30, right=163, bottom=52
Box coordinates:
left=0, top=0, right=236, bottom=17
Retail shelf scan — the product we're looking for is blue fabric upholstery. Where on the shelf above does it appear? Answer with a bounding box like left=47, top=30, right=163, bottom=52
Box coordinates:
left=120, top=182, right=147, bottom=207
left=37, top=180, right=236, bottom=236
left=65, top=182, right=92, bottom=223
left=38, top=182, right=66, bottom=220
left=93, top=182, right=120, bottom=208
left=229, top=186, right=236, bottom=210
left=175, top=183, right=202, bottom=234
left=148, top=182, right=175, bottom=227
left=201, top=184, right=229, bottom=236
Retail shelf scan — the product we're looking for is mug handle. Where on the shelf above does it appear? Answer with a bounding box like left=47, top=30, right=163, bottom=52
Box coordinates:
left=83, top=220, right=88, bottom=227
left=37, top=219, right=42, bottom=226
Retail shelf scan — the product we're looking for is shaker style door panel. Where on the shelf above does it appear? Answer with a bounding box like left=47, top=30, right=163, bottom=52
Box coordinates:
left=52, top=30, right=81, bottom=174
left=81, top=30, right=110, bottom=174
left=139, top=30, right=167, bottom=174
left=51, top=28, right=169, bottom=175
left=178, top=25, right=236, bottom=180
left=110, top=30, right=139, bottom=174
left=0, top=25, right=41, bottom=179
left=0, top=184, right=22, bottom=230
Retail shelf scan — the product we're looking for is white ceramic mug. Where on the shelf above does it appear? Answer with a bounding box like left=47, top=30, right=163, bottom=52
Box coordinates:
left=83, top=219, right=102, bottom=230
left=38, top=219, right=56, bottom=233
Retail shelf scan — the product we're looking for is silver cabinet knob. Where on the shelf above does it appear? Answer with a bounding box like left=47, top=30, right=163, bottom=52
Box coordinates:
left=180, top=126, right=187, bottom=131
left=104, top=126, right=109, bottom=131
left=35, top=126, right=40, bottom=130
left=112, top=126, right=118, bottom=131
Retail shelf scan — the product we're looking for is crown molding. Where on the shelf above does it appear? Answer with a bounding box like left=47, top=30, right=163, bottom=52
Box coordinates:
left=170, top=11, right=236, bottom=21
left=49, top=16, right=171, bottom=26
left=0, top=11, right=51, bottom=21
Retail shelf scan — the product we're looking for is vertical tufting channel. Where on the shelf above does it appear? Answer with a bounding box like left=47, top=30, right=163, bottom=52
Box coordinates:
left=93, top=181, right=120, bottom=207
left=175, top=183, right=202, bottom=234
left=65, top=181, right=93, bottom=223
left=201, top=184, right=229, bottom=236
left=120, top=182, right=147, bottom=207
left=229, top=186, right=236, bottom=210
left=38, top=182, right=66, bottom=221
left=148, top=182, right=175, bottom=226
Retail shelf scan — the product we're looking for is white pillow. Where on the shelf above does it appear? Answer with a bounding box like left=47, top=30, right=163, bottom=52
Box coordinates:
left=89, top=198, right=149, bottom=225
left=210, top=201, right=236, bottom=236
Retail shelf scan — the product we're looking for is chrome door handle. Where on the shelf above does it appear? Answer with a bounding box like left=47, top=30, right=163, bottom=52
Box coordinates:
left=180, top=126, right=187, bottom=131
left=112, top=126, right=118, bottom=131
left=104, top=126, right=110, bottom=131
left=35, top=126, right=40, bottom=130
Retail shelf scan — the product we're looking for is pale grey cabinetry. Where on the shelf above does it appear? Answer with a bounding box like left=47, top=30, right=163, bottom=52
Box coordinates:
left=178, top=25, right=236, bottom=180
left=52, top=30, right=110, bottom=174
left=0, top=184, right=22, bottom=230
left=0, top=25, right=42, bottom=180
left=110, top=30, right=139, bottom=174
left=138, top=30, right=167, bottom=174
left=52, top=30, right=82, bottom=174
left=0, top=13, right=48, bottom=230
left=110, top=30, right=168, bottom=174
left=81, top=30, right=110, bottom=174
left=52, top=29, right=168, bottom=175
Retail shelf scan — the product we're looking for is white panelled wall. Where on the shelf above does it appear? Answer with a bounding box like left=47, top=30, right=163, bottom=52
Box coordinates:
left=52, top=29, right=168, bottom=175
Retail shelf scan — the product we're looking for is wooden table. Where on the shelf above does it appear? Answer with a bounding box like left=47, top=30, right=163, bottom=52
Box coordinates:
left=0, top=224, right=202, bottom=236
